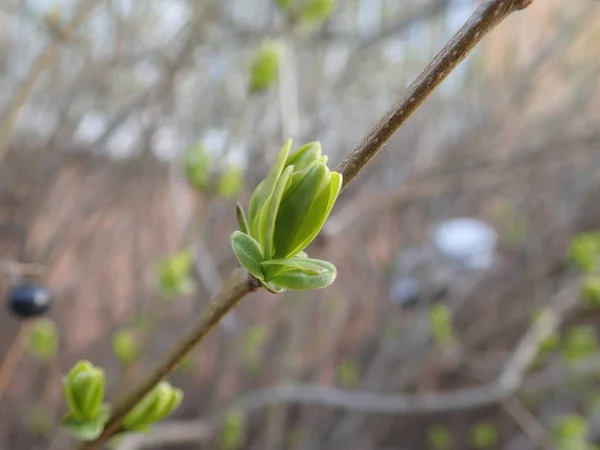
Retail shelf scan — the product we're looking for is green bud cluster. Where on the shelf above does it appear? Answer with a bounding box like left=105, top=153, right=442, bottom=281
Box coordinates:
left=231, top=140, right=341, bottom=293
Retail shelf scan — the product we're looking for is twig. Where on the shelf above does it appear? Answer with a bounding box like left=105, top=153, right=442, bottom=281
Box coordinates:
left=116, top=279, right=577, bottom=450
left=336, top=0, right=534, bottom=191
left=0, top=323, right=31, bottom=403
left=77, top=1, right=534, bottom=447
left=78, top=269, right=260, bottom=449
left=0, top=0, right=103, bottom=165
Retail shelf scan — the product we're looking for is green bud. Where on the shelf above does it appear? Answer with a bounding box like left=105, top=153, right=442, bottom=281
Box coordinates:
left=569, top=233, right=600, bottom=273
left=249, top=40, right=281, bottom=93
left=63, top=361, right=106, bottom=423
left=158, top=250, right=195, bottom=299
left=231, top=140, right=341, bottom=292
left=299, top=0, right=336, bottom=25
left=111, top=328, right=139, bottom=366
left=122, top=381, right=183, bottom=432
left=218, top=165, right=244, bottom=199
left=582, top=276, right=600, bottom=308
left=184, top=143, right=211, bottom=191
left=26, top=318, right=59, bottom=361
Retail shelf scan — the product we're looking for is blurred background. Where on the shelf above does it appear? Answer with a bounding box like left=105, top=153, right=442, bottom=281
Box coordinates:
left=1, top=0, right=600, bottom=449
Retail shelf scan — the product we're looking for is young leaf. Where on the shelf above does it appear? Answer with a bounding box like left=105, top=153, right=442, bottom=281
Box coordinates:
left=273, top=162, right=327, bottom=258
left=263, top=166, right=293, bottom=259
left=261, top=257, right=336, bottom=290
left=248, top=139, right=292, bottom=237
left=231, top=231, right=264, bottom=280
left=236, top=204, right=249, bottom=235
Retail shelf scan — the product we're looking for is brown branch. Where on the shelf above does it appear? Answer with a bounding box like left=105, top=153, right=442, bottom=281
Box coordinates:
left=76, top=269, right=259, bottom=449
left=116, top=279, right=577, bottom=450
left=336, top=0, right=534, bottom=191
left=0, top=0, right=103, bottom=165
left=77, top=1, right=534, bottom=447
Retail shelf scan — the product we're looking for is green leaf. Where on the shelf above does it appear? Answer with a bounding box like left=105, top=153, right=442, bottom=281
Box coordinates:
left=273, top=162, right=327, bottom=258
left=236, top=204, right=249, bottom=234
left=248, top=139, right=291, bottom=238
left=285, top=141, right=322, bottom=171
left=285, top=169, right=341, bottom=258
left=231, top=231, right=264, bottom=280
left=62, top=406, right=109, bottom=441
left=261, top=257, right=336, bottom=290
left=260, top=166, right=293, bottom=258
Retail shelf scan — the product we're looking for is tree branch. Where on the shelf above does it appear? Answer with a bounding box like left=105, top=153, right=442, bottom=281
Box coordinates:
left=77, top=1, right=535, bottom=447
left=78, top=269, right=260, bottom=449
left=0, top=0, right=103, bottom=165
left=336, top=0, right=534, bottom=191
left=116, top=279, right=578, bottom=450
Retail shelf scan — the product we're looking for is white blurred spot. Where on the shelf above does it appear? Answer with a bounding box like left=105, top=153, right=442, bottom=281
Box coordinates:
left=431, top=218, right=498, bottom=271
left=74, top=113, right=108, bottom=144
left=106, top=119, right=142, bottom=159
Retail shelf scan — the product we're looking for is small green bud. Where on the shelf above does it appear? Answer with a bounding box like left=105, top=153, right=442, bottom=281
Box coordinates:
left=111, top=328, right=139, bottom=366
left=249, top=40, right=281, bottom=93
left=158, top=250, right=195, bottom=299
left=562, top=325, right=599, bottom=363
left=231, top=140, right=341, bottom=293
left=428, top=425, right=453, bottom=450
left=553, top=414, right=589, bottom=450
left=63, top=361, right=106, bottom=423
left=470, top=422, right=498, bottom=449
left=299, top=0, right=336, bottom=25
left=218, top=165, right=244, bottom=199
left=184, top=143, right=211, bottom=191
left=428, top=304, right=455, bottom=347
left=122, top=381, right=183, bottom=432
left=220, top=409, right=246, bottom=450
left=582, top=276, right=600, bottom=308
left=26, top=318, right=59, bottom=361
left=569, top=233, right=600, bottom=273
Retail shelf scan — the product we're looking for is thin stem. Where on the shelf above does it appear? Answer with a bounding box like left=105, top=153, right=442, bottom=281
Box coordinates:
left=0, top=0, right=103, bottom=164
left=76, top=1, right=534, bottom=447
left=335, top=0, right=534, bottom=192
left=78, top=269, right=259, bottom=449
left=0, top=323, right=31, bottom=403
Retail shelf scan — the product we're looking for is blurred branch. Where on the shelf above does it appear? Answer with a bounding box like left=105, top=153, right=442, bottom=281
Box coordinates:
left=337, top=0, right=534, bottom=191
left=77, top=1, right=534, bottom=447
left=117, top=279, right=579, bottom=450
left=0, top=0, right=103, bottom=165
left=324, top=127, right=600, bottom=237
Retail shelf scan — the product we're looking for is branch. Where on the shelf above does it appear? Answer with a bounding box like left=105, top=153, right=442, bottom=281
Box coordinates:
left=336, top=0, right=534, bottom=191
left=0, top=0, right=103, bottom=165
left=78, top=269, right=260, bottom=449
left=77, top=1, right=534, bottom=447
left=116, top=279, right=578, bottom=450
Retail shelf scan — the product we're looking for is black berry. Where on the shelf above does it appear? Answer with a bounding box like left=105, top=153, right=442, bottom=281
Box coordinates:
left=7, top=284, right=52, bottom=319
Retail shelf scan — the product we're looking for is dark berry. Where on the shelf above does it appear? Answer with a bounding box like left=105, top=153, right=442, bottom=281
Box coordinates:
left=7, top=284, right=52, bottom=319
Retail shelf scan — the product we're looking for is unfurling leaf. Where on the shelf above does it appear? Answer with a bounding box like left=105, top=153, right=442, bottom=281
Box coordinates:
left=260, top=257, right=336, bottom=290
left=231, top=231, right=264, bottom=280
